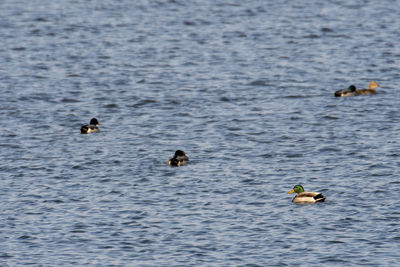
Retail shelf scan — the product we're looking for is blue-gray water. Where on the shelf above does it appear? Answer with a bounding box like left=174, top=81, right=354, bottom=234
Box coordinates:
left=1, top=0, right=400, bottom=266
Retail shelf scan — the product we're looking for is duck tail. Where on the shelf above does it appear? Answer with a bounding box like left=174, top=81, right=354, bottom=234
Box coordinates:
left=314, top=193, right=325, bottom=202
left=80, top=126, right=88, bottom=134
left=334, top=90, right=342, bottom=97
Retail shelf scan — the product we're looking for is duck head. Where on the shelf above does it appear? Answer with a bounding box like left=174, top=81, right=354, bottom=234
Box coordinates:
left=288, top=184, right=305, bottom=194
left=369, top=81, right=381, bottom=89
left=174, top=150, right=186, bottom=158
left=90, top=118, right=101, bottom=125
left=347, top=85, right=357, bottom=92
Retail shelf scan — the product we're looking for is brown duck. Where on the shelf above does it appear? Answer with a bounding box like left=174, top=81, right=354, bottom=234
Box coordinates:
left=357, top=81, right=381, bottom=95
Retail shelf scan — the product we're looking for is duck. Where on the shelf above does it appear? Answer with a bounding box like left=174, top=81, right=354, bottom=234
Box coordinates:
left=357, top=81, right=381, bottom=95
left=334, top=85, right=359, bottom=97
left=288, top=184, right=325, bottom=203
left=80, top=118, right=101, bottom=134
left=168, top=150, right=189, bottom=167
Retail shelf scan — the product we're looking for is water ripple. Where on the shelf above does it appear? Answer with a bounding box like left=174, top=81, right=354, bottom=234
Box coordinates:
left=1, top=0, right=400, bottom=266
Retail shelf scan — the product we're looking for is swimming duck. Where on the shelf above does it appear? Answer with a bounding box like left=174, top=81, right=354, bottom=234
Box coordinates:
left=357, top=81, right=381, bottom=95
left=168, top=150, right=189, bottom=167
left=288, top=185, right=325, bottom=203
left=80, top=118, right=101, bottom=134
left=334, top=85, right=359, bottom=97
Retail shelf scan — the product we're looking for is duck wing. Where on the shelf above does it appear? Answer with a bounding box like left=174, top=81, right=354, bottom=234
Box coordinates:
left=176, top=155, right=189, bottom=161
left=87, top=125, right=99, bottom=133
left=168, top=158, right=188, bottom=166
left=334, top=89, right=346, bottom=97
left=294, top=192, right=325, bottom=203
left=80, top=124, right=89, bottom=134
left=357, top=89, right=375, bottom=95
left=80, top=124, right=99, bottom=134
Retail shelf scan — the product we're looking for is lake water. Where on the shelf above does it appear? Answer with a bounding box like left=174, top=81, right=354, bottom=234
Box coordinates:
left=1, top=0, right=400, bottom=266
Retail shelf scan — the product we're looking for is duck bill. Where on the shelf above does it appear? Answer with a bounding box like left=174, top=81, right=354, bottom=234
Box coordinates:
left=97, top=122, right=102, bottom=125
left=288, top=189, right=295, bottom=194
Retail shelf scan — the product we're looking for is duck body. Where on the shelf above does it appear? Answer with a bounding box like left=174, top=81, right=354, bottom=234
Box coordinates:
left=168, top=150, right=189, bottom=167
left=334, top=85, right=359, bottom=97
left=80, top=118, right=101, bottom=134
left=357, top=81, right=381, bottom=95
left=288, top=185, right=325, bottom=203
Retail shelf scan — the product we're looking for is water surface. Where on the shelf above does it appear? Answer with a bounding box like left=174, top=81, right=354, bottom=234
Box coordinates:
left=1, top=0, right=400, bottom=266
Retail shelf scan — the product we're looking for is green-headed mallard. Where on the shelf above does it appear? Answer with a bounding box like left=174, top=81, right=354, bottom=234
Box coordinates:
left=288, top=185, right=325, bottom=203
left=80, top=118, right=101, bottom=134
left=168, top=150, right=189, bottom=167
left=334, top=85, right=359, bottom=97
left=357, top=81, right=381, bottom=95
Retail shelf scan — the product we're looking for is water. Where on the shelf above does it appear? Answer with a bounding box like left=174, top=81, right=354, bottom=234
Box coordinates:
left=1, top=0, right=400, bottom=266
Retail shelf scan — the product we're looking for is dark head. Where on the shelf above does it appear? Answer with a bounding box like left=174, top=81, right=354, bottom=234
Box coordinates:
left=288, top=184, right=305, bottom=194
left=174, top=150, right=186, bottom=157
left=347, top=85, right=357, bottom=92
left=90, top=118, right=101, bottom=125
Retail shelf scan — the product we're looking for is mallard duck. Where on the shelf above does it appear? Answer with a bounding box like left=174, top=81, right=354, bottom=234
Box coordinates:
left=334, top=85, right=359, bottom=97
left=80, top=118, right=101, bottom=134
left=168, top=150, right=189, bottom=167
left=357, top=81, right=381, bottom=95
left=288, top=185, right=325, bottom=203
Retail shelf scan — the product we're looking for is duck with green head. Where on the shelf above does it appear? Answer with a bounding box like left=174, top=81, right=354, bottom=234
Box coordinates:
left=288, top=185, right=325, bottom=203
left=80, top=118, right=102, bottom=134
